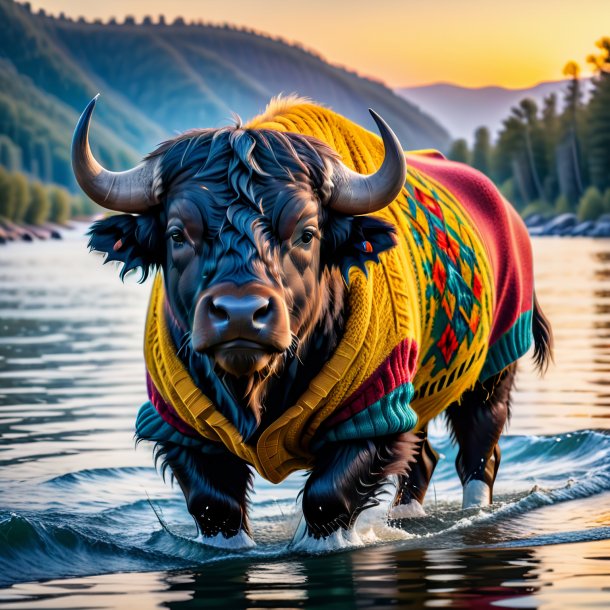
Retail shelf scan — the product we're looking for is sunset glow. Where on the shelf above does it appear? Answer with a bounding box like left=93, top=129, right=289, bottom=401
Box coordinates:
left=26, top=0, right=607, bottom=88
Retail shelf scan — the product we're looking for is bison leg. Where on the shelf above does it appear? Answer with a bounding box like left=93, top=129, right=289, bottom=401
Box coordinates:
left=389, top=426, right=438, bottom=518
left=158, top=442, right=254, bottom=545
left=445, top=364, right=516, bottom=508
left=136, top=402, right=254, bottom=546
left=302, top=434, right=417, bottom=539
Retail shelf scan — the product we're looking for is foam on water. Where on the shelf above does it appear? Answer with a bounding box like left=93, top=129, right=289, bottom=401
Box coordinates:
left=193, top=531, right=257, bottom=550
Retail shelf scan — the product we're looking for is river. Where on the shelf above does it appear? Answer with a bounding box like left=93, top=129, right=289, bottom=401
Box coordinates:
left=0, top=230, right=609, bottom=609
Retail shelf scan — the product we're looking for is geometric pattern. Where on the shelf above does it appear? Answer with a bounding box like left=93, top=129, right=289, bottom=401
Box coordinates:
left=402, top=171, right=485, bottom=377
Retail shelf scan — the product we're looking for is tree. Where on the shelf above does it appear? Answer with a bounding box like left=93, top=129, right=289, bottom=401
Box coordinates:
left=0, top=166, right=14, bottom=219
left=557, top=61, right=586, bottom=203
left=11, top=172, right=29, bottom=222
left=472, top=127, right=491, bottom=176
left=493, top=103, right=543, bottom=208
left=554, top=194, right=572, bottom=215
left=448, top=139, right=470, bottom=164
left=541, top=94, right=559, bottom=201
left=33, top=139, right=53, bottom=182
left=586, top=37, right=610, bottom=191
left=512, top=99, right=546, bottom=203
left=47, top=185, right=71, bottom=224
left=493, top=115, right=524, bottom=187
left=0, top=135, right=21, bottom=171
left=24, top=181, right=50, bottom=225
left=0, top=97, right=18, bottom=141
left=577, top=186, right=607, bottom=222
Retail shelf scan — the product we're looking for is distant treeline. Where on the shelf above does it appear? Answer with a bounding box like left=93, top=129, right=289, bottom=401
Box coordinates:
left=449, top=38, right=610, bottom=221
left=0, top=166, right=92, bottom=226
left=0, top=0, right=448, bottom=223
left=18, top=1, right=334, bottom=70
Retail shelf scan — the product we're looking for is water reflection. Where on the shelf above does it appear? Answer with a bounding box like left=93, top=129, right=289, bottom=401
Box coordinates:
left=6, top=539, right=609, bottom=609
left=245, top=561, right=309, bottom=604
left=513, top=239, right=610, bottom=435
left=147, top=539, right=610, bottom=609
left=1, top=232, right=610, bottom=606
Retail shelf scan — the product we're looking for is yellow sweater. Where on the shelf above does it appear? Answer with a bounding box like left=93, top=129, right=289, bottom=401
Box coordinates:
left=144, top=101, right=494, bottom=483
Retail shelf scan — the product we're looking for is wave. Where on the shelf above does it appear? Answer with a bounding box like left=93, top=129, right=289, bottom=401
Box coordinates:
left=0, top=513, right=179, bottom=587
left=0, top=429, right=609, bottom=587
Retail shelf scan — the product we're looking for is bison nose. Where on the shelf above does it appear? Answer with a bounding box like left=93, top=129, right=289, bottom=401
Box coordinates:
left=208, top=294, right=272, bottom=330
left=192, top=283, right=291, bottom=354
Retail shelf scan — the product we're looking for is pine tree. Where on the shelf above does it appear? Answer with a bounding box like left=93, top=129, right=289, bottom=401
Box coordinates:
left=512, top=99, right=547, bottom=203
left=448, top=139, right=471, bottom=164
left=541, top=94, right=559, bottom=201
left=493, top=116, right=523, bottom=187
left=586, top=37, right=610, bottom=192
left=557, top=61, right=586, bottom=204
left=472, top=127, right=491, bottom=176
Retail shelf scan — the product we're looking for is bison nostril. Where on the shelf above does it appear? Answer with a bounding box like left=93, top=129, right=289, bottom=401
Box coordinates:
left=253, top=299, right=272, bottom=324
left=209, top=300, right=229, bottom=322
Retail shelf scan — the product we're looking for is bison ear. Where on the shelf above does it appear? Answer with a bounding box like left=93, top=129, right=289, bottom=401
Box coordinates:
left=323, top=215, right=397, bottom=281
left=87, top=213, right=163, bottom=282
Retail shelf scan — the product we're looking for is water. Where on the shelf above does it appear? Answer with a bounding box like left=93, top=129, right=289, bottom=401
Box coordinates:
left=0, top=230, right=609, bottom=609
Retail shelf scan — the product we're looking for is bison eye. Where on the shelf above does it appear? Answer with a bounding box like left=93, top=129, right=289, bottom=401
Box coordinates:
left=301, top=229, right=315, bottom=244
left=169, top=229, right=185, bottom=245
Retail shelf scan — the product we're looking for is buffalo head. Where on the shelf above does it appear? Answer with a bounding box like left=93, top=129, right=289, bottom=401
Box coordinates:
left=74, top=97, right=406, bottom=422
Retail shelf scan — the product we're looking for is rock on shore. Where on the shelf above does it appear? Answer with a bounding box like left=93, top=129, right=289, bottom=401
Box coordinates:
left=0, top=219, right=63, bottom=244
left=526, top=214, right=610, bottom=237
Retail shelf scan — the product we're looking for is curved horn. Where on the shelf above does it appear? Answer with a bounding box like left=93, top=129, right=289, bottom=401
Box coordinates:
left=328, top=109, right=407, bottom=215
left=71, top=95, right=159, bottom=213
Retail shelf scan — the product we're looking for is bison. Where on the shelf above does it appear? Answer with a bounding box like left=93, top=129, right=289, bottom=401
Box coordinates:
left=72, top=96, right=552, bottom=548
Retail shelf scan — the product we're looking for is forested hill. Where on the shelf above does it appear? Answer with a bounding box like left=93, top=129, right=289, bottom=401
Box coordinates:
left=0, top=0, right=449, bottom=192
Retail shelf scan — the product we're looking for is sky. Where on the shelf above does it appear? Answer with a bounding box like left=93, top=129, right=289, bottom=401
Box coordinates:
left=27, top=0, right=607, bottom=89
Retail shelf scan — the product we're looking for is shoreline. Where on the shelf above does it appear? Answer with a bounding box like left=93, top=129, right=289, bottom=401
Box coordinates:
left=0, top=219, right=90, bottom=244
left=525, top=213, right=610, bottom=237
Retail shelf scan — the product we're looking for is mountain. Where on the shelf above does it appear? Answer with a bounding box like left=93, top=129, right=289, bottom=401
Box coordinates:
left=396, top=80, right=592, bottom=143
left=0, top=0, right=449, bottom=191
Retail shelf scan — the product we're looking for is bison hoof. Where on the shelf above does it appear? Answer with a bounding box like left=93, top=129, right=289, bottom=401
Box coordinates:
left=290, top=517, right=363, bottom=553
left=462, top=479, right=491, bottom=508
left=388, top=499, right=426, bottom=519
left=188, top=495, right=249, bottom=542
left=195, top=529, right=256, bottom=550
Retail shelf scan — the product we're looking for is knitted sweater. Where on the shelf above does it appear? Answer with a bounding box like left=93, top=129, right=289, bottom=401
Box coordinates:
left=141, top=101, right=534, bottom=484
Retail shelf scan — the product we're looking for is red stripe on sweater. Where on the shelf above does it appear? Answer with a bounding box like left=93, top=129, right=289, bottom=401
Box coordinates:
left=322, top=339, right=418, bottom=429
left=146, top=373, right=200, bottom=438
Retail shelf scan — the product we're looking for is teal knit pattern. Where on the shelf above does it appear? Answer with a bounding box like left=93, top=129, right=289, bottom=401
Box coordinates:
left=480, top=310, right=533, bottom=381
left=316, top=383, right=417, bottom=445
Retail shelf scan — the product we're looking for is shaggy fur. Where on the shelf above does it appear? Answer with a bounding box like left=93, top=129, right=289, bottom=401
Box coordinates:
left=155, top=440, right=253, bottom=538
left=532, top=293, right=554, bottom=374
left=91, top=125, right=395, bottom=437
left=302, top=432, right=419, bottom=538
left=446, top=364, right=517, bottom=493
